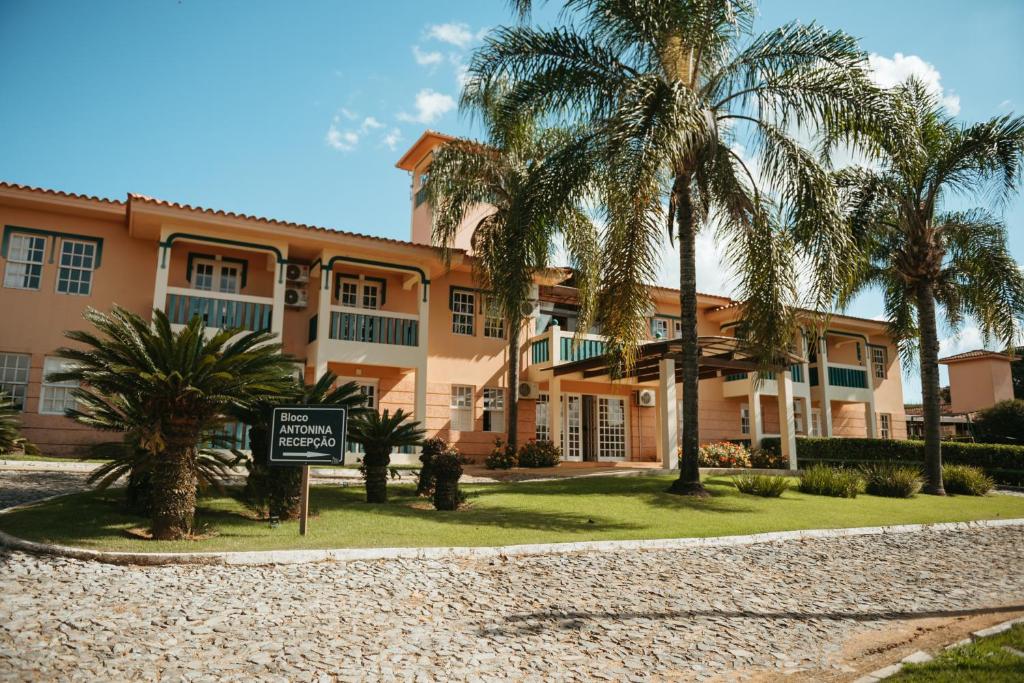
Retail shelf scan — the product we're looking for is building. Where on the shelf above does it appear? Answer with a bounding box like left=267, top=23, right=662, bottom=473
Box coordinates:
left=0, top=131, right=907, bottom=462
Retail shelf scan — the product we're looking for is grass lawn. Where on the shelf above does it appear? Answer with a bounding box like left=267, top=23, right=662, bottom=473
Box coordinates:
left=1, top=453, right=111, bottom=464
left=893, top=623, right=1024, bottom=681
left=2, top=475, right=1024, bottom=553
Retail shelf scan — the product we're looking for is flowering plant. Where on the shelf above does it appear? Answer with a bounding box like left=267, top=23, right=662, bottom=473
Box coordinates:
left=698, top=441, right=752, bottom=468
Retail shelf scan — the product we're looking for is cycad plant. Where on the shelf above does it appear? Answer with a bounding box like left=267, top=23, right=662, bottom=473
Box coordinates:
left=348, top=409, right=425, bottom=503
left=52, top=307, right=295, bottom=539
left=468, top=0, right=888, bottom=495
left=235, top=371, right=367, bottom=520
left=0, top=391, right=35, bottom=454
left=836, top=79, right=1024, bottom=494
left=424, top=85, right=600, bottom=451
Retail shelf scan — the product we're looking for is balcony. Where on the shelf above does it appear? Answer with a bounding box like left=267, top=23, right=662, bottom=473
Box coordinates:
left=721, top=364, right=809, bottom=399
left=165, top=288, right=274, bottom=332
left=526, top=326, right=608, bottom=376
left=809, top=362, right=872, bottom=402
left=311, top=306, right=424, bottom=367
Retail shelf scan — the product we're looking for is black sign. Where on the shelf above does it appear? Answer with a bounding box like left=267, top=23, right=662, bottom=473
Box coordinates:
left=269, top=406, right=347, bottom=466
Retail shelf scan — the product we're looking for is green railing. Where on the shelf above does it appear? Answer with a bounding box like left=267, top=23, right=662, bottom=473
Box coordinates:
left=165, top=293, right=272, bottom=332
left=791, top=364, right=804, bottom=383
left=726, top=365, right=803, bottom=382
left=329, top=311, right=418, bottom=346
left=414, top=185, right=428, bottom=207
left=724, top=372, right=748, bottom=382
left=531, top=338, right=550, bottom=364
left=560, top=336, right=606, bottom=363
left=808, top=365, right=868, bottom=389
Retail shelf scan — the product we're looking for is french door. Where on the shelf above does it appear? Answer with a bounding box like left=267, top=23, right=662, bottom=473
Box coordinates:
left=560, top=393, right=627, bottom=461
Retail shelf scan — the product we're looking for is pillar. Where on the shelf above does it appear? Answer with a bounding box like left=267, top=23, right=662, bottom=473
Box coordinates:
left=152, top=237, right=170, bottom=316
left=862, top=342, right=878, bottom=438
left=549, top=378, right=562, bottom=451
left=814, top=335, right=833, bottom=437
left=271, top=257, right=287, bottom=338
left=748, top=385, right=763, bottom=449
left=777, top=368, right=798, bottom=470
left=414, top=280, right=430, bottom=427
left=657, top=358, right=678, bottom=470
left=312, top=258, right=332, bottom=381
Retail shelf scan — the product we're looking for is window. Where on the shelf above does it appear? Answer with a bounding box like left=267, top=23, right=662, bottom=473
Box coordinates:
left=193, top=258, right=239, bottom=294
left=740, top=404, right=750, bottom=435
left=651, top=318, right=669, bottom=339
left=40, top=357, right=77, bottom=415
left=810, top=410, right=821, bottom=437
left=597, top=397, right=627, bottom=460
left=450, top=385, right=473, bottom=432
left=56, top=239, right=97, bottom=295
left=879, top=413, right=891, bottom=439
left=451, top=289, right=475, bottom=335
left=793, top=400, right=804, bottom=434
left=483, top=297, right=504, bottom=339
left=3, top=233, right=46, bottom=290
left=483, top=387, right=505, bottom=433
left=337, top=278, right=380, bottom=310
left=535, top=392, right=550, bottom=441
left=870, top=345, right=887, bottom=380
left=0, top=353, right=30, bottom=410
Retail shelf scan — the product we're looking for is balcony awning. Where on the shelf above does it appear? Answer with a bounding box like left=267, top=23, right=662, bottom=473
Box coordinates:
left=551, top=335, right=805, bottom=384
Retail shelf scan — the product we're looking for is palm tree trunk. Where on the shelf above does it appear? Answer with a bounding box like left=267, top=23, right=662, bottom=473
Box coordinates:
left=150, top=428, right=198, bottom=539
left=364, top=449, right=391, bottom=503
left=916, top=282, right=945, bottom=495
left=507, top=323, right=520, bottom=451
left=668, top=173, right=708, bottom=496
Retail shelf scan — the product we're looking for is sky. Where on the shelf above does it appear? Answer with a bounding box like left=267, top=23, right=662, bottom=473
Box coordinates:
left=1, top=0, right=1022, bottom=400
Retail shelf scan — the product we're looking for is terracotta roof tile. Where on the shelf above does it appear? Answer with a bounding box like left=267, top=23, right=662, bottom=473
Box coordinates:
left=939, top=349, right=1011, bottom=364
left=0, top=180, right=124, bottom=206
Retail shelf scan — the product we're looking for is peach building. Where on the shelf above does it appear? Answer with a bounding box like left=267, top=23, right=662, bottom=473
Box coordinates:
left=0, top=132, right=907, bottom=461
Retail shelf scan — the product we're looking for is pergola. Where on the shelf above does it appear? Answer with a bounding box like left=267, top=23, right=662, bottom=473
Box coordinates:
left=551, top=336, right=804, bottom=469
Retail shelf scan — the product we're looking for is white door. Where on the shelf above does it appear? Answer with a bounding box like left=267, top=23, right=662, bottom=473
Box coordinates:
left=597, top=397, right=627, bottom=461
left=810, top=409, right=821, bottom=437
left=561, top=394, right=583, bottom=461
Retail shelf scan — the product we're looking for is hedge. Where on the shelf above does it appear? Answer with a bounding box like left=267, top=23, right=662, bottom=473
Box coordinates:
left=760, top=436, right=1024, bottom=486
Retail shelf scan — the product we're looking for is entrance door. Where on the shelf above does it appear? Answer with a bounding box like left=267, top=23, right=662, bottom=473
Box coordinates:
left=596, top=396, right=627, bottom=461
left=810, top=409, right=821, bottom=437
left=581, top=395, right=597, bottom=461
left=561, top=394, right=583, bottom=461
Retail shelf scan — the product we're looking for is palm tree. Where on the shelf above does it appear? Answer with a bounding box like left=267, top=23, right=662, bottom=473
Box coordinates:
left=235, top=371, right=367, bottom=520
left=836, top=79, right=1024, bottom=495
left=424, top=86, right=600, bottom=452
left=348, top=409, right=425, bottom=503
left=51, top=307, right=295, bottom=539
left=468, top=0, right=887, bottom=494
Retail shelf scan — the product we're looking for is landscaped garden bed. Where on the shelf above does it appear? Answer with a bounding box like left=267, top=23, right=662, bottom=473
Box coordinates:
left=3, top=474, right=1024, bottom=553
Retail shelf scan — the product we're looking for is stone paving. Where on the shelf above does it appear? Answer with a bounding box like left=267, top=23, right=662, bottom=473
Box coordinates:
left=0, top=470, right=90, bottom=510
left=1, top=472, right=1023, bottom=681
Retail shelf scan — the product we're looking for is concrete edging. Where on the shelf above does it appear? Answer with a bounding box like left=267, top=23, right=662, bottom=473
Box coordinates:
left=1, top=497, right=1022, bottom=566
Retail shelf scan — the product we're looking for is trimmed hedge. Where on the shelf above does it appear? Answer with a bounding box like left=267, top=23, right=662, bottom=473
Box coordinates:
left=761, top=436, right=1024, bottom=486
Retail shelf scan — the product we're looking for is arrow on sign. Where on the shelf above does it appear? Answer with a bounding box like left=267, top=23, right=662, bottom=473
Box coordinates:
left=280, top=451, right=331, bottom=459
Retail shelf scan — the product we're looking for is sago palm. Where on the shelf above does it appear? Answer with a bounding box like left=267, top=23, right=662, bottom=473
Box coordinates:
left=348, top=409, right=425, bottom=503
left=0, top=391, right=34, bottom=454
left=235, top=371, right=368, bottom=520
left=836, top=78, right=1024, bottom=494
left=469, top=0, right=888, bottom=494
left=424, top=86, right=600, bottom=451
left=51, top=307, right=295, bottom=539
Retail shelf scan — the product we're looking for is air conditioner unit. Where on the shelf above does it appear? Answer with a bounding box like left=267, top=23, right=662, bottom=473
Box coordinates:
left=635, top=389, right=656, bottom=407
left=518, top=381, right=540, bottom=400
left=285, top=263, right=310, bottom=283
left=284, top=287, right=308, bottom=308
left=519, top=300, right=538, bottom=318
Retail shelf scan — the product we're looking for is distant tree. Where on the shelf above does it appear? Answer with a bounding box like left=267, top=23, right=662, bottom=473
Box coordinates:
left=973, top=400, right=1024, bottom=445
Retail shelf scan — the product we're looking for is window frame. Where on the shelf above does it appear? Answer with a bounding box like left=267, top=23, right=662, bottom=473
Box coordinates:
left=482, top=387, right=505, bottom=433
left=740, top=403, right=750, bottom=435
left=3, top=232, right=46, bottom=291
left=450, top=385, right=474, bottom=432
left=870, top=345, right=888, bottom=380
left=451, top=288, right=476, bottom=336
left=39, top=357, right=78, bottom=416
left=0, top=352, right=31, bottom=411
left=879, top=413, right=892, bottom=439
left=482, top=296, right=505, bottom=339
left=191, top=256, right=241, bottom=295
left=651, top=318, right=670, bottom=339
left=335, top=276, right=382, bottom=311
left=55, top=238, right=97, bottom=296
left=535, top=392, right=550, bottom=442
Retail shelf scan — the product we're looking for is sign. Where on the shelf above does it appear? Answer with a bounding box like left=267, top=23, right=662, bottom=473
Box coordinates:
left=269, top=406, right=347, bottom=466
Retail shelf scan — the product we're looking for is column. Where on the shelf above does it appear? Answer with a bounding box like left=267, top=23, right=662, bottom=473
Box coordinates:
left=657, top=357, right=678, bottom=470
left=549, top=378, right=562, bottom=451
left=414, top=280, right=430, bottom=426
left=152, top=232, right=171, bottom=316
left=271, top=257, right=287, bottom=338
left=777, top=368, right=798, bottom=470
left=863, top=343, right=878, bottom=438
left=748, top=384, right=763, bottom=449
left=814, top=335, right=833, bottom=437
left=312, top=259, right=332, bottom=381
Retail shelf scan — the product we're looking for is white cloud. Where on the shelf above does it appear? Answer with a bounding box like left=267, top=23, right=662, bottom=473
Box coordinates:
left=413, top=45, right=444, bottom=67
left=655, top=229, right=736, bottom=298
left=999, top=99, right=1013, bottom=110
left=398, top=89, right=456, bottom=124
left=867, top=53, right=960, bottom=115
left=361, top=116, right=383, bottom=131
left=325, top=124, right=359, bottom=152
left=382, top=128, right=403, bottom=151
left=938, top=325, right=985, bottom=358
left=425, top=22, right=477, bottom=48
left=338, top=108, right=358, bottom=121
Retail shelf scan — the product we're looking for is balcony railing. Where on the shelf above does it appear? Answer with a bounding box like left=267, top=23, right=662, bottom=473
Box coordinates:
left=328, top=308, right=419, bottom=346
left=809, top=364, right=869, bottom=389
left=724, top=364, right=804, bottom=383
left=165, top=288, right=273, bottom=332
left=526, top=327, right=608, bottom=368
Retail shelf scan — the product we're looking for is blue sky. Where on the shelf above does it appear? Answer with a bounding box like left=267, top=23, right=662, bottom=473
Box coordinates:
left=2, top=0, right=1022, bottom=399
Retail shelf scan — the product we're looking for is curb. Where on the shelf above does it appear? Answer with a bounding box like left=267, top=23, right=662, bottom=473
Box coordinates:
left=853, top=615, right=1024, bottom=682
left=1, top=508, right=1022, bottom=566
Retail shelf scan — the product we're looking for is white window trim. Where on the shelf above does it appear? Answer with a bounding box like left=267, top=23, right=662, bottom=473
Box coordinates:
left=3, top=232, right=46, bottom=291
left=193, top=256, right=241, bottom=295
left=0, top=352, right=31, bottom=411
left=596, top=396, right=627, bottom=461
left=55, top=238, right=97, bottom=296
left=871, top=346, right=887, bottom=380
left=740, top=403, right=751, bottom=435
left=40, top=357, right=78, bottom=416
left=450, top=384, right=474, bottom=432
left=482, top=387, right=505, bottom=433
left=651, top=318, right=670, bottom=339
left=535, top=392, right=550, bottom=442
left=451, top=289, right=476, bottom=336
left=483, top=296, right=505, bottom=339
left=878, top=412, right=892, bottom=439
left=337, top=276, right=381, bottom=311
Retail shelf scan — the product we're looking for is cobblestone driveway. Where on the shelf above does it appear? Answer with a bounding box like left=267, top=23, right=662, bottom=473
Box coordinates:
left=0, top=470, right=90, bottom=509
left=1, top=471, right=1023, bottom=681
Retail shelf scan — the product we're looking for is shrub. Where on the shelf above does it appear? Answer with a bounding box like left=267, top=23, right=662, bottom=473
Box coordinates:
left=431, top=450, right=465, bottom=510
left=484, top=438, right=517, bottom=469
left=798, top=464, right=863, bottom=498
left=750, top=447, right=789, bottom=470
left=416, top=436, right=450, bottom=496
left=860, top=463, right=922, bottom=498
left=943, top=464, right=995, bottom=496
left=760, top=436, right=1024, bottom=486
left=732, top=473, right=789, bottom=497
left=973, top=400, right=1024, bottom=445
left=698, top=441, right=751, bottom=468
left=517, top=440, right=561, bottom=468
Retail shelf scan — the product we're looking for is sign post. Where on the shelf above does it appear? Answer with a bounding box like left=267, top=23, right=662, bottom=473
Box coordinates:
left=270, top=406, right=347, bottom=536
